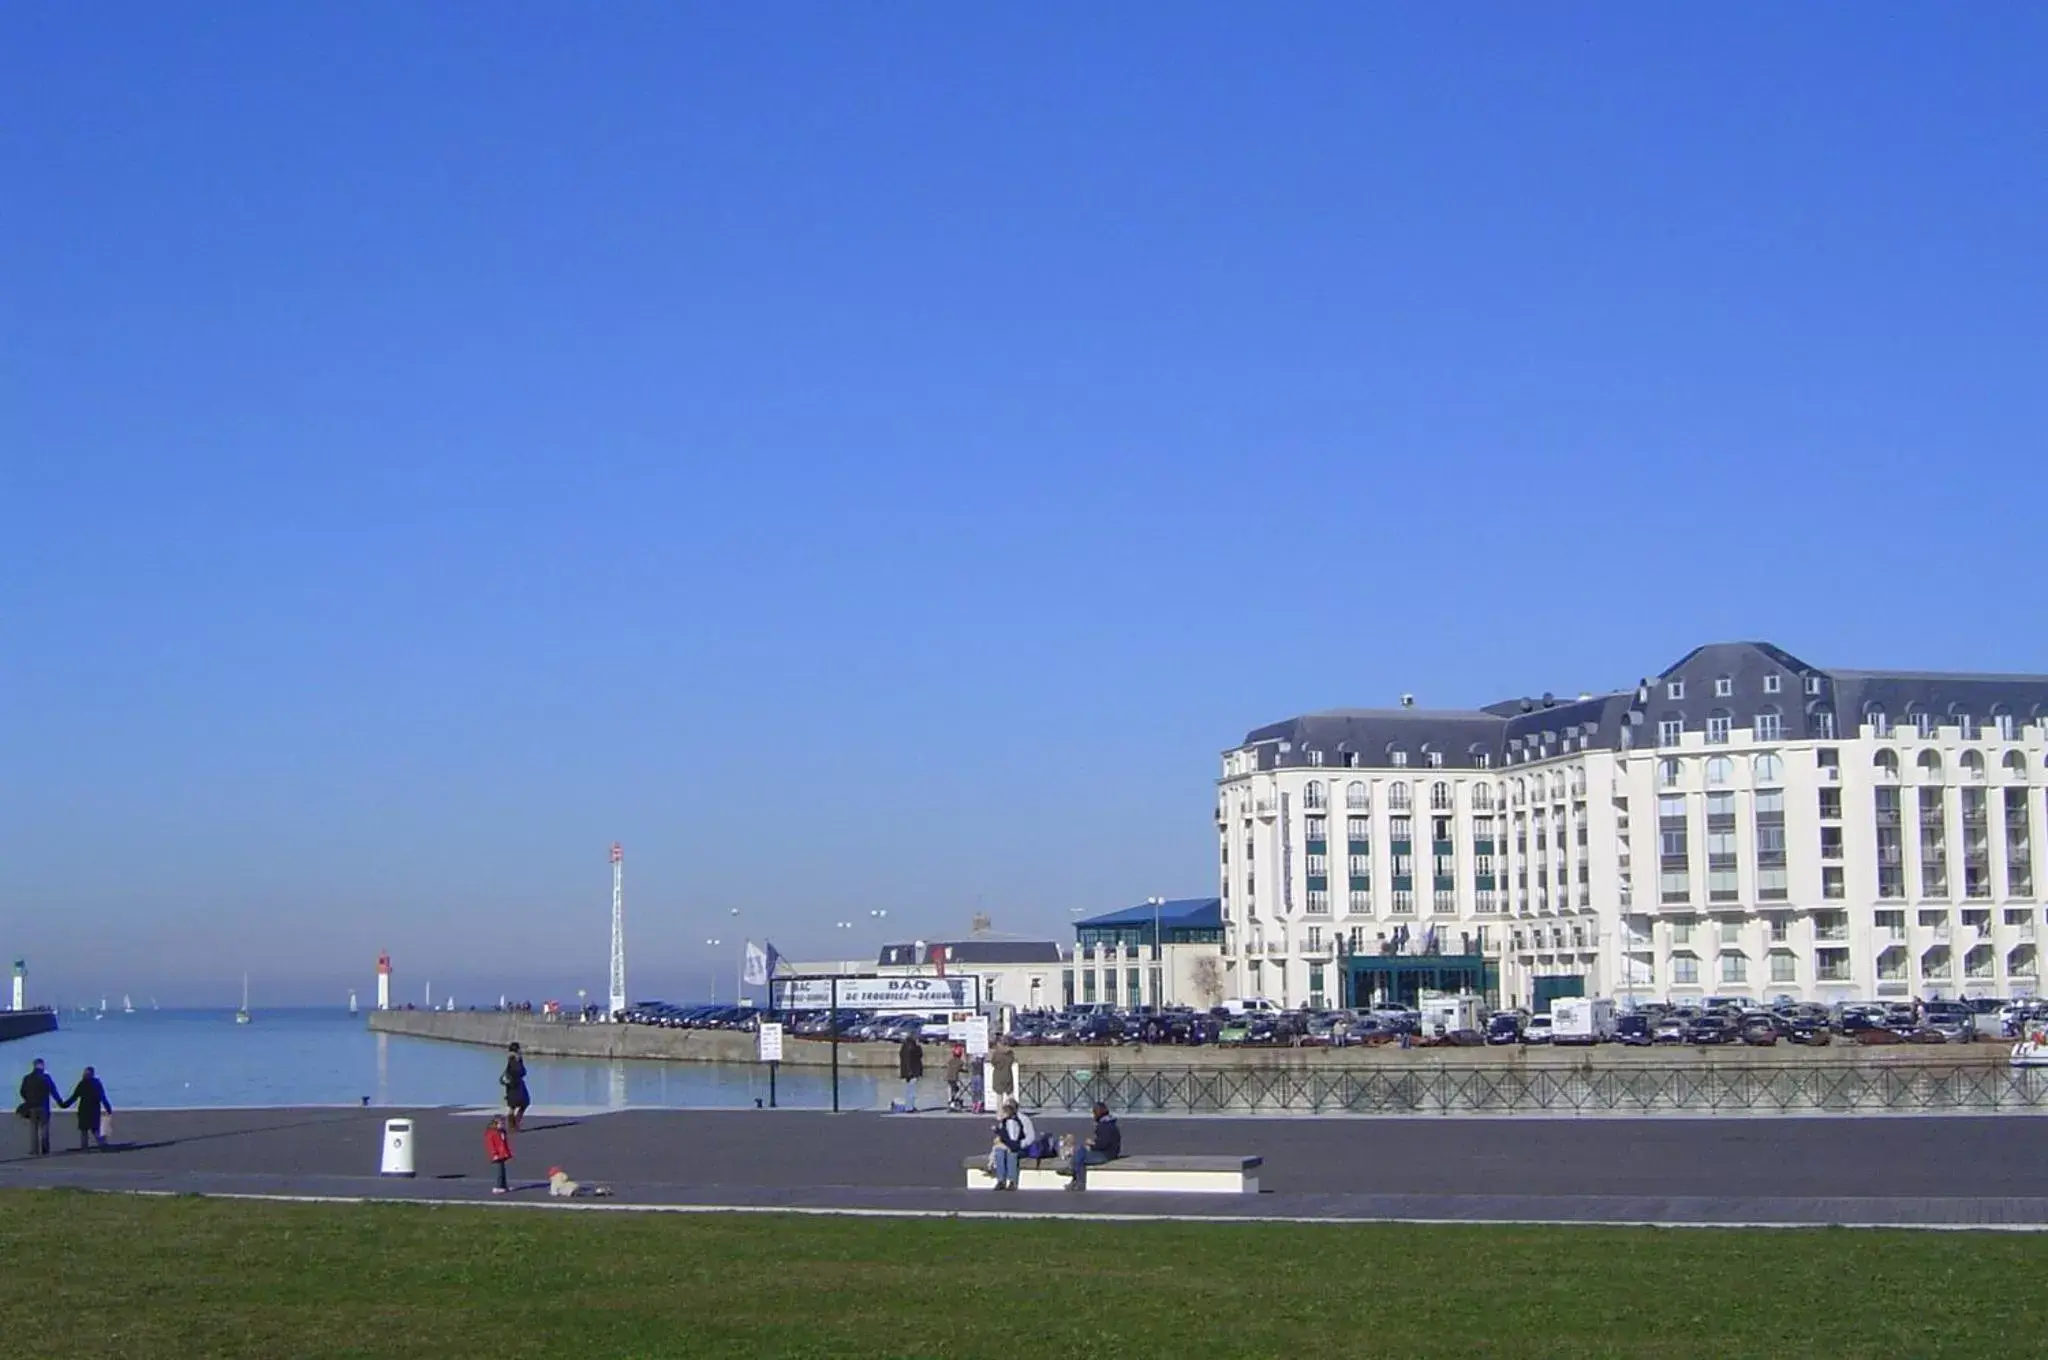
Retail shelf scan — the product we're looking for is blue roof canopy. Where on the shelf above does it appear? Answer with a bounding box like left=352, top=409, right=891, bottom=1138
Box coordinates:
left=1074, top=898, right=1222, bottom=930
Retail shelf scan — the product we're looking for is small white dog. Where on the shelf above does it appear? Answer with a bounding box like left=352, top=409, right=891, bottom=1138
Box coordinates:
left=547, top=1166, right=613, bottom=1198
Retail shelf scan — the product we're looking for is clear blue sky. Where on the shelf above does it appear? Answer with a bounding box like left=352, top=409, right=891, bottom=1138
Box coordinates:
left=4, top=4, right=2044, bottom=1006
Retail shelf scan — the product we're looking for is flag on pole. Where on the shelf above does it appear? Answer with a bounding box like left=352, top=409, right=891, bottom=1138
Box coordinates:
left=743, top=941, right=769, bottom=987
left=764, top=941, right=783, bottom=980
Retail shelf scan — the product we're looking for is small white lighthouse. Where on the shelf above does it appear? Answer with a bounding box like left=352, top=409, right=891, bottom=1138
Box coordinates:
left=376, top=951, right=392, bottom=1012
left=10, top=958, right=23, bottom=1012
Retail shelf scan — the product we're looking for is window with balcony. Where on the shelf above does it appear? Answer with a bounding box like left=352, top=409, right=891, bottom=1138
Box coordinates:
left=1346, top=817, right=1370, bottom=845
left=1706, top=757, right=1733, bottom=788
left=1658, top=718, right=1683, bottom=746
left=1306, top=889, right=1329, bottom=915
left=1672, top=953, right=1700, bottom=984
left=1426, top=750, right=1444, bottom=769
left=1391, top=750, right=1409, bottom=768
left=1472, top=785, right=1494, bottom=811
left=1875, top=749, right=1900, bottom=780
left=1876, top=945, right=1908, bottom=982
left=1754, top=752, right=1784, bottom=785
left=1816, top=948, right=1851, bottom=982
left=1391, top=890, right=1414, bottom=915
left=1819, top=787, right=1842, bottom=820
left=1755, top=710, right=1783, bottom=742
left=1304, top=781, right=1325, bottom=810
left=1389, top=783, right=1411, bottom=811
left=1820, top=826, right=1844, bottom=860
left=1920, top=908, right=1950, bottom=936
left=1867, top=705, right=1891, bottom=738
left=1921, top=945, right=1952, bottom=978
left=2006, top=750, right=2029, bottom=778
left=1346, top=781, right=1369, bottom=810
left=1814, top=911, right=1849, bottom=942
left=1876, top=909, right=1906, bottom=940
left=1769, top=950, right=1796, bottom=982
left=1706, top=711, right=1732, bottom=745
left=1347, top=890, right=1371, bottom=914
left=1671, top=920, right=1694, bottom=945
left=1813, top=709, right=1837, bottom=739
left=1720, top=953, right=1747, bottom=983
left=1390, top=817, right=1412, bottom=843
left=2012, top=944, right=2039, bottom=978
left=1305, top=816, right=1327, bottom=845
left=1429, top=782, right=1452, bottom=812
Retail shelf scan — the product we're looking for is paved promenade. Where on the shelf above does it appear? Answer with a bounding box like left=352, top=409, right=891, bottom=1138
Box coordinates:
left=5, top=1106, right=2048, bottom=1227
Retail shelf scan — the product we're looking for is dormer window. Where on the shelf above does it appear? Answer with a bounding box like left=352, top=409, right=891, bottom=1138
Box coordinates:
left=1763, top=675, right=1782, bottom=695
left=1667, top=681, right=1685, bottom=700
left=1715, top=677, right=1733, bottom=698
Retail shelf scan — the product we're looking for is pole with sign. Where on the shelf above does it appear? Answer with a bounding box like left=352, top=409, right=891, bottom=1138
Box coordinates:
left=757, top=1020, right=783, bottom=1108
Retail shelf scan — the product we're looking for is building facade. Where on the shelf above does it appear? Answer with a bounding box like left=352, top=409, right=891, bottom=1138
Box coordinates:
left=1217, top=642, right=2048, bottom=1009
left=1066, top=899, right=1228, bottom=1011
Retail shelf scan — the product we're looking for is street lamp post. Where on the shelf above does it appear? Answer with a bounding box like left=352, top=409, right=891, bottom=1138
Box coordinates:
left=705, top=939, right=722, bottom=1002
left=1148, top=895, right=1167, bottom=1007
left=835, top=921, right=854, bottom=971
left=730, top=908, right=743, bottom=1004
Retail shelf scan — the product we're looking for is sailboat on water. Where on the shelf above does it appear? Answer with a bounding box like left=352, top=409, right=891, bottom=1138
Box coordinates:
left=96, top=996, right=107, bottom=1021
left=348, top=990, right=358, bottom=1016
left=235, top=973, right=252, bottom=1025
left=122, top=994, right=134, bottom=1015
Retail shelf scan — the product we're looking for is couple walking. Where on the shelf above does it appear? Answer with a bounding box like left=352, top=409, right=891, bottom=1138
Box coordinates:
left=17, top=1059, right=113, bottom=1156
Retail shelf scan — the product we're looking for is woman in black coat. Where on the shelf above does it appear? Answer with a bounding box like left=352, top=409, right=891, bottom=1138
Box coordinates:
left=69, top=1066, right=112, bottom=1151
left=501, top=1044, right=530, bottom=1132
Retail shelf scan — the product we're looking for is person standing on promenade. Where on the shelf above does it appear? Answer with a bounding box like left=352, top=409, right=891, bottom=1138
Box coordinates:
left=17, top=1059, right=67, bottom=1157
left=988, top=1037, right=1017, bottom=1107
left=484, top=1115, right=514, bottom=1195
left=67, top=1067, right=112, bottom=1151
left=897, top=1032, right=924, bottom=1111
left=502, top=1043, right=530, bottom=1132
left=944, top=1042, right=966, bottom=1111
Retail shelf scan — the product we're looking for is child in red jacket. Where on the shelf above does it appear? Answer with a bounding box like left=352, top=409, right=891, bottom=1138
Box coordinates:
left=485, top=1115, right=513, bottom=1194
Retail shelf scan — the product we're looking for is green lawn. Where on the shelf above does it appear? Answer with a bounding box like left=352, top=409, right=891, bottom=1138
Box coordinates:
left=0, top=1191, right=2038, bottom=1357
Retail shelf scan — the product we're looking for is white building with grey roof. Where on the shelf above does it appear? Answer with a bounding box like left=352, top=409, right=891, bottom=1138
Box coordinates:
left=1217, top=642, right=2048, bottom=1011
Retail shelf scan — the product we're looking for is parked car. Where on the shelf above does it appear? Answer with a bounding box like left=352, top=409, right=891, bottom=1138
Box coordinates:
left=1614, top=1014, right=1653, bottom=1047
left=1521, top=1015, right=1554, bottom=1045
left=1682, top=1016, right=1736, bottom=1045
left=1486, top=1012, right=1523, bottom=1045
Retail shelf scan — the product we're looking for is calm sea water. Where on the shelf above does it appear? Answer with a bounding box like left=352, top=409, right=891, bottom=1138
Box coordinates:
left=9, top=1009, right=886, bottom=1111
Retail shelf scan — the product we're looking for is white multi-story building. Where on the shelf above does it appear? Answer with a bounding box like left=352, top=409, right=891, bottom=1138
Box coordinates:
left=1217, top=642, right=2048, bottom=1010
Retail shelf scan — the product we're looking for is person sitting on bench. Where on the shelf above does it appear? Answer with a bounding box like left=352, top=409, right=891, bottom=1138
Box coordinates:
left=1064, top=1100, right=1121, bottom=1191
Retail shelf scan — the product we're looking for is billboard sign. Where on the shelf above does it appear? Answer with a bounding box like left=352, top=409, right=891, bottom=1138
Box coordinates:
left=772, top=974, right=982, bottom=1012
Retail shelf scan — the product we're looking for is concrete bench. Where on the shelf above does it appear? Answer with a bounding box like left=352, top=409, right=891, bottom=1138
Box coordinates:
left=962, top=1154, right=1261, bottom=1194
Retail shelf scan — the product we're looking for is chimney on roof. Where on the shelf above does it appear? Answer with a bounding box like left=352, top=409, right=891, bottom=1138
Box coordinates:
left=970, top=912, right=992, bottom=937
left=1541, top=692, right=1556, bottom=708
left=1399, top=694, right=1415, bottom=709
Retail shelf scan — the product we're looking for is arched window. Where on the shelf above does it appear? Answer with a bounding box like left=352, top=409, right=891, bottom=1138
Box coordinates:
left=1345, top=781, right=1369, bottom=811
left=1706, top=756, right=1733, bottom=788
left=1706, top=708, right=1733, bottom=744
left=1866, top=703, right=1890, bottom=737
left=1304, top=780, right=1326, bottom=810
left=1471, top=784, right=1494, bottom=811
left=1875, top=749, right=1900, bottom=779
left=1429, top=781, right=1452, bottom=811
left=1907, top=704, right=1934, bottom=738
left=2004, top=751, right=2028, bottom=778
left=1753, top=705, right=1783, bottom=742
left=1960, top=750, right=1986, bottom=780
left=1388, top=782, right=1411, bottom=811
left=1550, top=772, right=1566, bottom=801
left=1953, top=708, right=1979, bottom=740
left=1993, top=707, right=2016, bottom=741
left=1512, top=779, right=1526, bottom=806
left=1754, top=753, right=1784, bottom=785
left=1658, top=758, right=1683, bottom=788
left=1916, top=749, right=1943, bottom=778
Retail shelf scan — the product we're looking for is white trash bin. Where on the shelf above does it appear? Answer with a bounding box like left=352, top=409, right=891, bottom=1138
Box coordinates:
left=380, top=1118, right=415, bottom=1177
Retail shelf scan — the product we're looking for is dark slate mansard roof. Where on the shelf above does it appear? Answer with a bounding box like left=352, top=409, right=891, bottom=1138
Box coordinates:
left=1236, top=642, right=2048, bottom=769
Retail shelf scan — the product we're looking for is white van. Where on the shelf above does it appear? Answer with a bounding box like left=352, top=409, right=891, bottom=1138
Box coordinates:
left=1551, top=997, right=1616, bottom=1045
left=1221, top=997, right=1281, bottom=1016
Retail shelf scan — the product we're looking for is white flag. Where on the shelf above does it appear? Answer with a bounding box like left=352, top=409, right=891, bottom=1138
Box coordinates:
left=743, top=941, right=769, bottom=987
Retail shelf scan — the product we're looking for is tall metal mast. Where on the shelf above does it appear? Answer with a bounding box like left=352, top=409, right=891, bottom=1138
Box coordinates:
left=608, top=842, right=627, bottom=1019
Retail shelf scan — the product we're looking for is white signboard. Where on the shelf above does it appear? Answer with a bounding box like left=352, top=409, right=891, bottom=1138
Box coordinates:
left=757, top=1022, right=784, bottom=1063
left=772, top=975, right=983, bottom=1012
left=962, top=1015, right=990, bottom=1057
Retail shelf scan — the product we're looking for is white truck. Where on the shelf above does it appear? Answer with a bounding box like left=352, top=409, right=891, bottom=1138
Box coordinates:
left=1550, top=996, right=1616, bottom=1045
left=1417, top=994, right=1486, bottom=1039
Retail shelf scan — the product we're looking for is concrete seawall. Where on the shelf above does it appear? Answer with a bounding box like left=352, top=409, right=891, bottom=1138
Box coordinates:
left=368, top=1009, right=2009, bottom=1072
left=0, top=1010, right=59, bottom=1045
left=366, top=1010, right=902, bottom=1069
